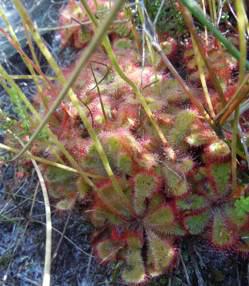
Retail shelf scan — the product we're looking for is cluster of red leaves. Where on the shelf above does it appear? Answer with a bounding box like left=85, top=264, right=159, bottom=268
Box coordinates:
left=28, top=2, right=249, bottom=285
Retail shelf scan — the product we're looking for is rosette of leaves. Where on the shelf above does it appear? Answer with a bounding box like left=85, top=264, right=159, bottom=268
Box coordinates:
left=90, top=171, right=184, bottom=284
left=163, top=114, right=249, bottom=250
left=183, top=35, right=237, bottom=88
left=58, top=0, right=132, bottom=48
left=176, top=139, right=249, bottom=249
left=80, top=129, right=158, bottom=176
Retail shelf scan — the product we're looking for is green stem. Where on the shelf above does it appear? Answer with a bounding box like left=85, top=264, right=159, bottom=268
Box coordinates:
left=231, top=0, right=248, bottom=193
left=231, top=109, right=239, bottom=192
left=192, top=36, right=215, bottom=118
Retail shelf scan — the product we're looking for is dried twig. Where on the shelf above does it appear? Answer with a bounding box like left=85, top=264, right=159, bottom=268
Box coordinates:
left=52, top=212, right=72, bottom=260
left=189, top=244, right=205, bottom=286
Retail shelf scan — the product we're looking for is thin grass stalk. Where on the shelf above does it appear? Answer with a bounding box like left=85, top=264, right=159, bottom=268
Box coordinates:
left=126, top=6, right=142, bottom=52
left=136, top=0, right=156, bottom=66
left=6, top=75, right=55, bottom=80
left=90, top=64, right=107, bottom=121
left=153, top=43, right=213, bottom=125
left=201, top=0, right=208, bottom=42
left=232, top=109, right=240, bottom=192
left=0, top=5, right=44, bottom=90
left=12, top=0, right=132, bottom=208
left=136, top=2, right=160, bottom=93
left=231, top=0, right=248, bottom=193
left=179, top=0, right=249, bottom=69
left=208, top=0, right=215, bottom=22
left=0, top=142, right=103, bottom=178
left=178, top=2, right=225, bottom=104
left=216, top=73, right=249, bottom=124
left=0, top=108, right=102, bottom=181
left=211, top=0, right=217, bottom=23
left=191, top=36, right=215, bottom=118
left=8, top=132, right=52, bottom=286
left=0, top=65, right=38, bottom=114
left=0, top=27, right=51, bottom=87
left=32, top=160, right=52, bottom=286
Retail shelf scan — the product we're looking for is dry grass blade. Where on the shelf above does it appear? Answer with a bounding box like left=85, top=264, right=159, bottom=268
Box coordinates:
left=153, top=43, right=212, bottom=125
left=31, top=159, right=52, bottom=286
left=216, top=74, right=249, bottom=124
left=178, top=3, right=225, bottom=105
left=6, top=131, right=52, bottom=286
left=52, top=212, right=72, bottom=261
left=180, top=252, right=191, bottom=285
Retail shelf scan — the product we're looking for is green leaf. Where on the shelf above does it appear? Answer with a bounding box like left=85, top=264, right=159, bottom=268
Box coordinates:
left=122, top=245, right=146, bottom=284
left=177, top=194, right=208, bottom=212
left=133, top=172, right=159, bottom=215
left=147, top=231, right=175, bottom=277
left=211, top=212, right=235, bottom=247
left=95, top=239, right=121, bottom=262
left=208, top=163, right=231, bottom=196
left=169, top=109, right=196, bottom=146
left=184, top=211, right=210, bottom=235
left=163, top=164, right=188, bottom=197
left=145, top=205, right=175, bottom=228
left=235, top=196, right=249, bottom=216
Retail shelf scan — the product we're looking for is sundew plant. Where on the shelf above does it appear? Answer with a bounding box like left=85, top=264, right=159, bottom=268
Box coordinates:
left=1, top=0, right=249, bottom=285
